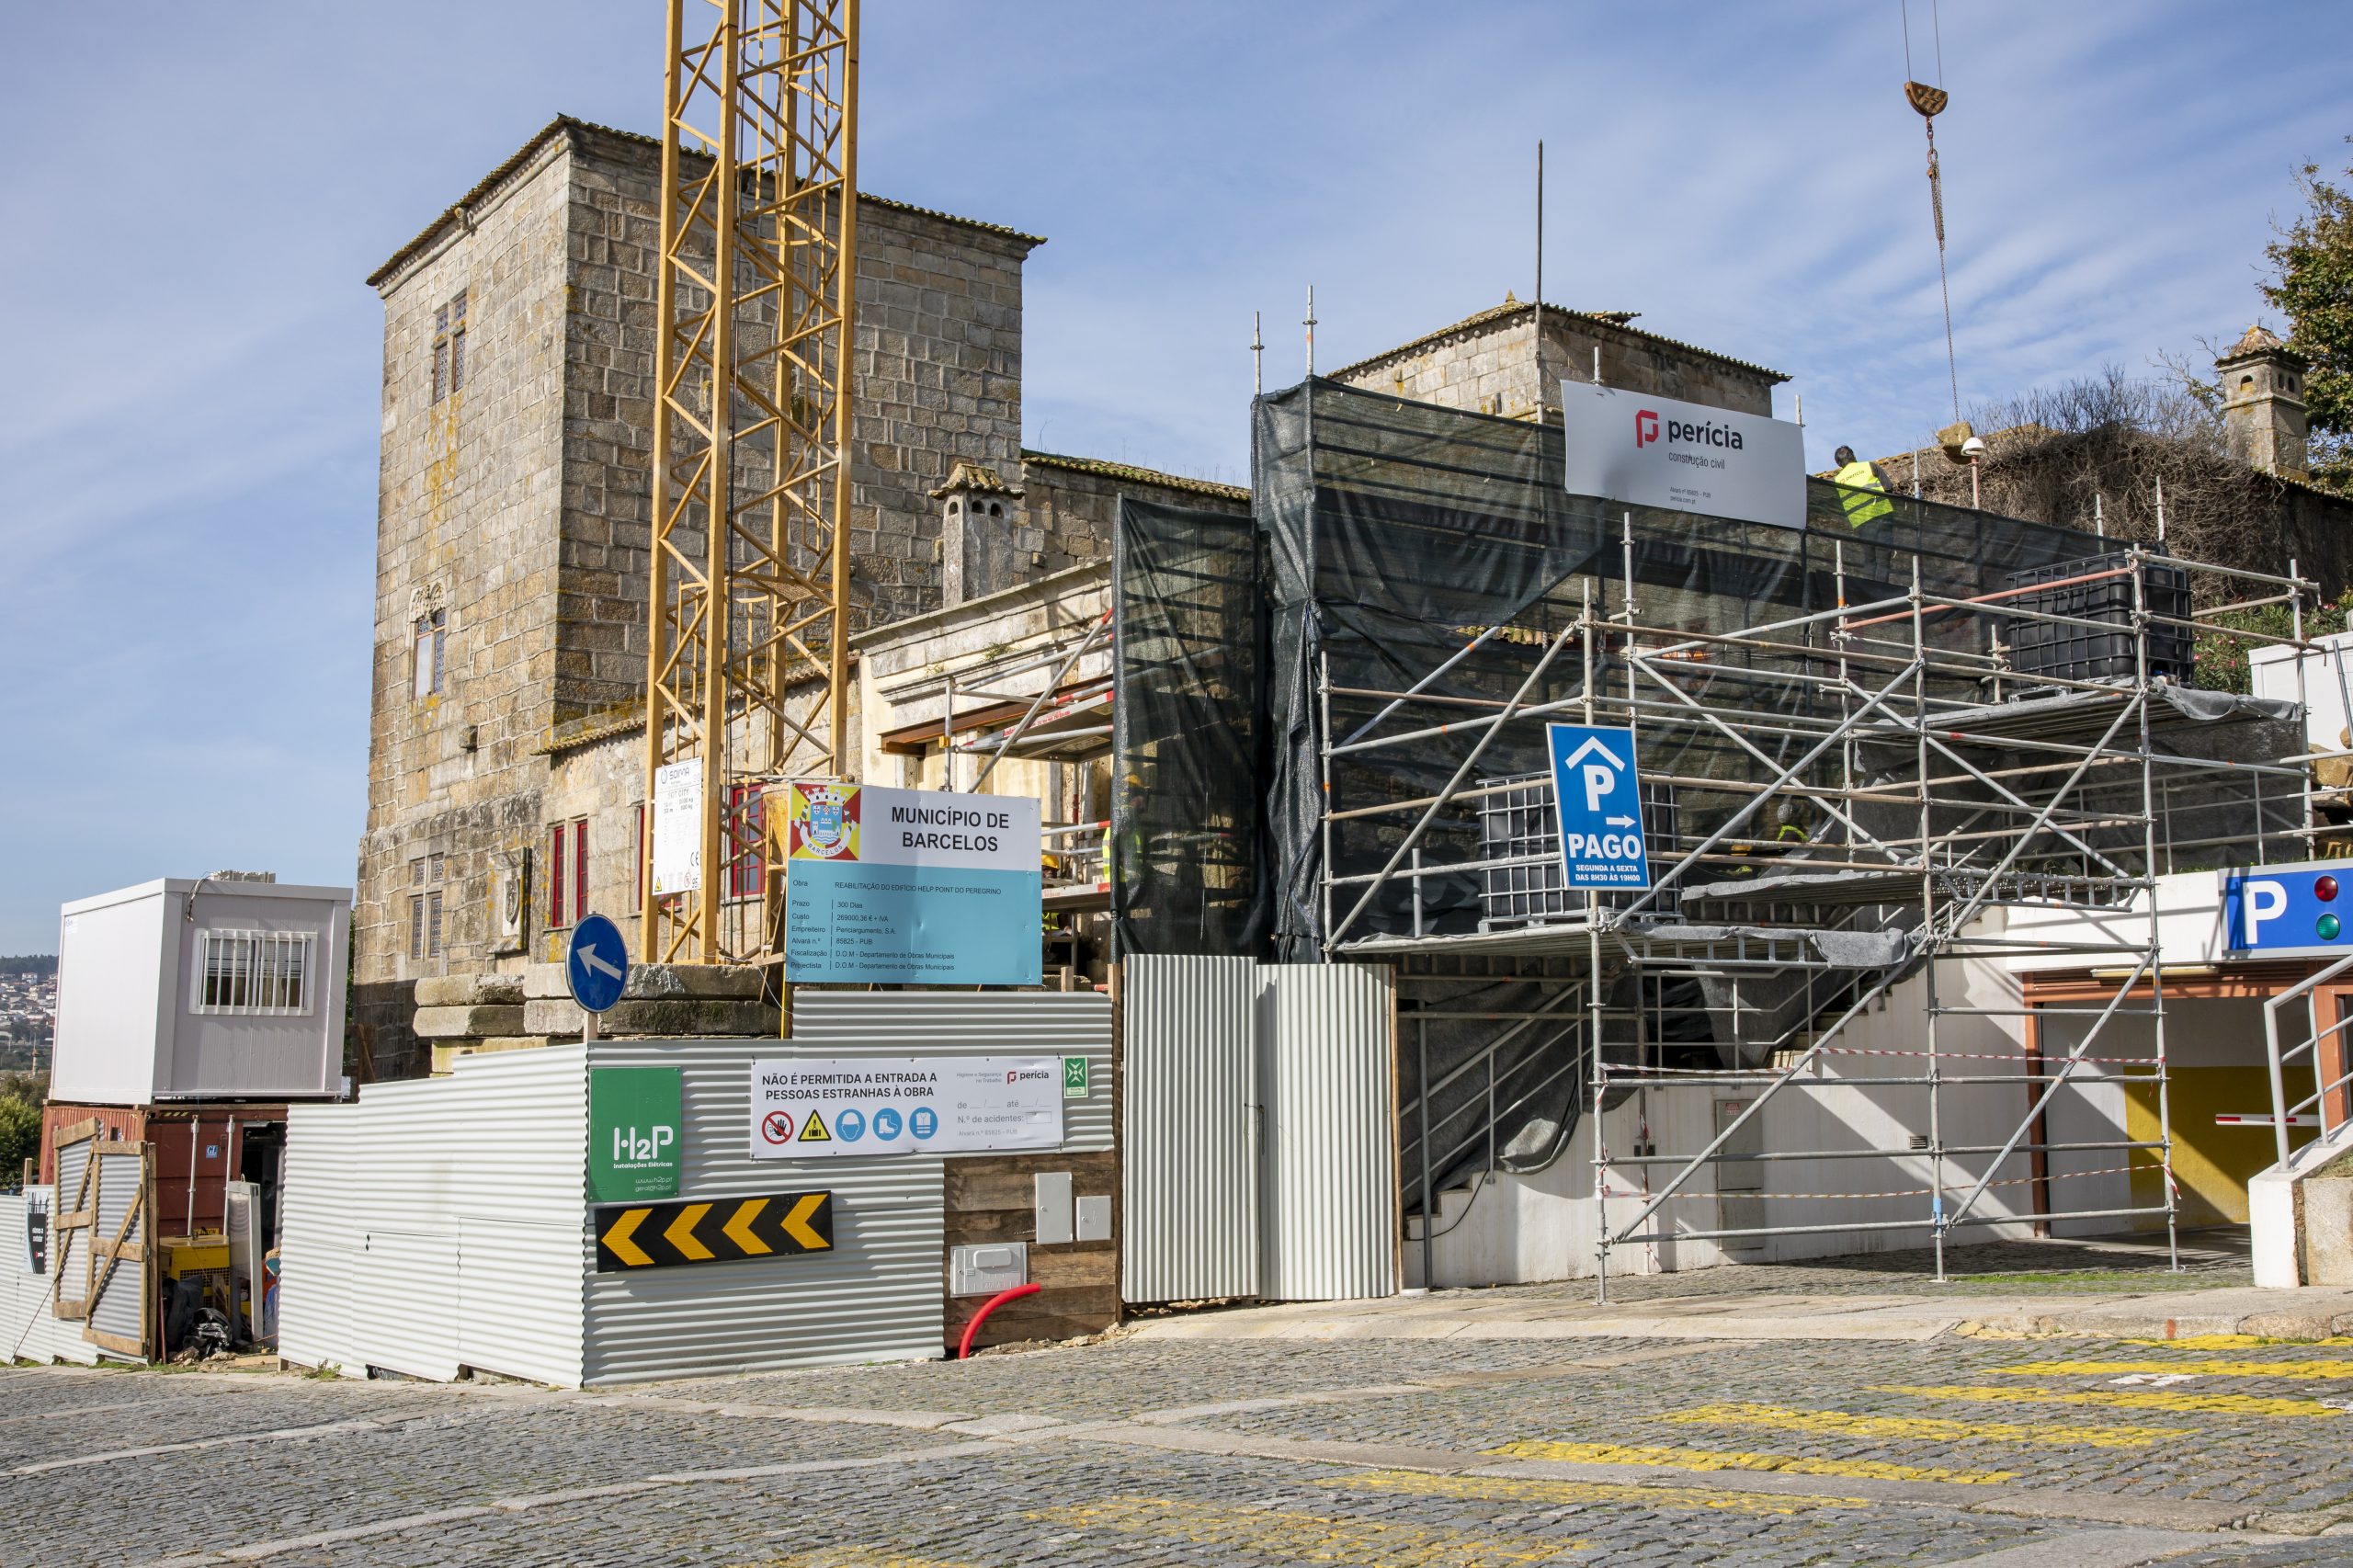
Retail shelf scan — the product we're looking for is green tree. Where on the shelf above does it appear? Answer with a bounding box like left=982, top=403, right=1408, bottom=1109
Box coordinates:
left=0, top=1089, right=38, bottom=1188
left=2265, top=140, right=2353, bottom=493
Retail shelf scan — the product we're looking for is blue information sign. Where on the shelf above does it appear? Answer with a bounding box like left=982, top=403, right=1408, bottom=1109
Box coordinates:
left=2222, top=862, right=2353, bottom=957
left=1546, top=723, right=1651, bottom=890
left=566, top=913, right=631, bottom=1014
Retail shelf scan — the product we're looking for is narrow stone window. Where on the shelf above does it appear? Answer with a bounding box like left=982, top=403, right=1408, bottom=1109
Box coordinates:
left=413, top=608, right=446, bottom=700
left=431, top=290, right=469, bottom=403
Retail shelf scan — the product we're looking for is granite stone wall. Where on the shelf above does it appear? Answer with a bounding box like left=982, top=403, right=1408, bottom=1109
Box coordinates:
left=356, top=121, right=1042, bottom=1019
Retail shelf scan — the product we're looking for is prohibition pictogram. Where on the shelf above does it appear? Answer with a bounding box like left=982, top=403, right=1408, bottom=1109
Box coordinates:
left=761, top=1109, right=795, bottom=1145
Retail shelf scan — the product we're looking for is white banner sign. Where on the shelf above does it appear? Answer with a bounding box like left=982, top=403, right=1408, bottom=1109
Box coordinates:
left=749, top=1055, right=1063, bottom=1159
left=1560, top=382, right=1805, bottom=529
left=650, top=760, right=702, bottom=897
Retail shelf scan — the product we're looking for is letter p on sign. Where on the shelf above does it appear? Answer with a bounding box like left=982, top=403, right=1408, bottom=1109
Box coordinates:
left=1584, top=764, right=1615, bottom=813
left=2245, top=879, right=2288, bottom=942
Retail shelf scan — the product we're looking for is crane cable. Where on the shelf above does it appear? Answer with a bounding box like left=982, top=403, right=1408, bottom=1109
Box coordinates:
left=1903, top=0, right=1961, bottom=426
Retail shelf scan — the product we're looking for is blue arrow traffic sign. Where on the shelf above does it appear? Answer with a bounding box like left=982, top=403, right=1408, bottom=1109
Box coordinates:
left=1546, top=722, right=1650, bottom=890
left=566, top=913, right=631, bottom=1014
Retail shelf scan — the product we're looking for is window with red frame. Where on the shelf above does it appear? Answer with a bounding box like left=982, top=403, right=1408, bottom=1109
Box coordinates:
left=725, top=785, right=765, bottom=900
left=548, top=816, right=590, bottom=927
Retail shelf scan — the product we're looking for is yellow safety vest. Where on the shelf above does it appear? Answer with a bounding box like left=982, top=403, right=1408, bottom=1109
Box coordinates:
left=1835, top=460, right=1894, bottom=528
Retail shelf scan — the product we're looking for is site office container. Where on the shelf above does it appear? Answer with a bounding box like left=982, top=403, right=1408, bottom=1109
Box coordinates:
left=50, top=878, right=351, bottom=1107
left=36, top=1103, right=288, bottom=1241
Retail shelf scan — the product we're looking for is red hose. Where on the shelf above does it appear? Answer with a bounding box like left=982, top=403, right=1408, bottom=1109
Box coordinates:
left=957, top=1281, right=1041, bottom=1359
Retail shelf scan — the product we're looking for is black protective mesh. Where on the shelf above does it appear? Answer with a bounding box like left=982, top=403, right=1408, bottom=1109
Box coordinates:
left=1255, top=379, right=2117, bottom=960
left=1111, top=497, right=1268, bottom=956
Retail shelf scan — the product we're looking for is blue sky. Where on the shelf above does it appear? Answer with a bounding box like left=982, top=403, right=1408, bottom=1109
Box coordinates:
left=0, top=1, right=2345, bottom=951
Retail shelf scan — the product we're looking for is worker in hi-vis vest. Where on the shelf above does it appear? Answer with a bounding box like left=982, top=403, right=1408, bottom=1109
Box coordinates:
left=1832, top=445, right=1895, bottom=528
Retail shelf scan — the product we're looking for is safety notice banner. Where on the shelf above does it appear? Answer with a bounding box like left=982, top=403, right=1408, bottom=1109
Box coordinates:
left=783, top=781, right=1042, bottom=985
left=1560, top=381, right=1805, bottom=530
left=748, top=1055, right=1064, bottom=1159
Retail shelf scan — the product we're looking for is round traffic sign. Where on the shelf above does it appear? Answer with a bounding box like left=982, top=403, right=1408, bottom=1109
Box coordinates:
left=566, top=913, right=630, bottom=1013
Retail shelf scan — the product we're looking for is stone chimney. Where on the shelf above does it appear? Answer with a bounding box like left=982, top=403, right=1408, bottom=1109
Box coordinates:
left=931, top=461, right=1025, bottom=606
left=2216, top=323, right=2311, bottom=481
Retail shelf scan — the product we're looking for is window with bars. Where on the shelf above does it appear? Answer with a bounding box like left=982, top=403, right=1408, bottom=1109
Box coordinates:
left=413, top=608, right=446, bottom=700
left=549, top=817, right=589, bottom=928
left=193, top=931, right=314, bottom=1016
left=430, top=290, right=468, bottom=403
left=408, top=891, right=443, bottom=961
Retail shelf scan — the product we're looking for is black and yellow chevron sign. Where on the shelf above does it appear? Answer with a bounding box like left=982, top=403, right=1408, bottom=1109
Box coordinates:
left=594, top=1190, right=834, bottom=1273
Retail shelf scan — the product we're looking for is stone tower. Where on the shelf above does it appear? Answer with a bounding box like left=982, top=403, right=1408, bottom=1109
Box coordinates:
left=2217, top=323, right=2311, bottom=481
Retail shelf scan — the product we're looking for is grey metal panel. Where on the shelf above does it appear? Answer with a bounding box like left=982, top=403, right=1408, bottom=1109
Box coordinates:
left=1260, top=962, right=1398, bottom=1302
left=0, top=1190, right=79, bottom=1367
left=87, top=1148, right=146, bottom=1356
left=282, top=1046, right=588, bottom=1386
left=789, top=992, right=1114, bottom=1150
left=580, top=1039, right=942, bottom=1385
left=1121, top=955, right=1259, bottom=1303
left=278, top=1104, right=362, bottom=1375
left=352, top=1231, right=462, bottom=1381
left=39, top=1155, right=97, bottom=1366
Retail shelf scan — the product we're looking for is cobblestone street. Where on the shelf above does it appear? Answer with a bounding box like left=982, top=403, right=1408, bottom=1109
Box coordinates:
left=10, top=1300, right=2353, bottom=1568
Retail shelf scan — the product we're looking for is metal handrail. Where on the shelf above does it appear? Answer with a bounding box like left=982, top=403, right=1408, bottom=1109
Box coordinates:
left=2265, top=949, right=2353, bottom=1167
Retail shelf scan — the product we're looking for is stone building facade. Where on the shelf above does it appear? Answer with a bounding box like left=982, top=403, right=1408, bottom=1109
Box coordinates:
left=1329, top=297, right=1786, bottom=421
left=2218, top=323, right=2312, bottom=483
left=353, top=118, right=1247, bottom=1075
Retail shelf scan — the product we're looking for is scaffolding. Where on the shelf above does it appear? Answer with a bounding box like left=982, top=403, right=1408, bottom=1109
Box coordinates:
left=1331, top=519, right=2316, bottom=1290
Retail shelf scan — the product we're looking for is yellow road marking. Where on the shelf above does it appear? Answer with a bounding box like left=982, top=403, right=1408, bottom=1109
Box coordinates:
left=665, top=1202, right=714, bottom=1262
left=722, top=1199, right=772, bottom=1256
left=1326, top=1469, right=1870, bottom=1515
left=779, top=1192, right=829, bottom=1250
left=2123, top=1335, right=2353, bottom=1350
left=1664, top=1402, right=2187, bottom=1449
left=1028, top=1496, right=1579, bottom=1565
left=1483, top=1441, right=2016, bottom=1484
left=1999, top=1359, right=2353, bottom=1381
left=1875, top=1383, right=2350, bottom=1418
left=601, top=1208, right=653, bottom=1268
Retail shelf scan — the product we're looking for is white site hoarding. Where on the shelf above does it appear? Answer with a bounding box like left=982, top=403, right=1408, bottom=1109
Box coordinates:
left=650, top=760, right=702, bottom=897
left=1560, top=381, right=1806, bottom=529
left=748, top=1055, right=1063, bottom=1159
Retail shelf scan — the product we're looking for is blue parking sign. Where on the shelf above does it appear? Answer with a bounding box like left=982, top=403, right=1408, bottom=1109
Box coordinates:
left=1547, top=723, right=1650, bottom=889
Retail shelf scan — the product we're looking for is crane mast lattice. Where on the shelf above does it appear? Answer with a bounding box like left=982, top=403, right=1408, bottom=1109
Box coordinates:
left=642, top=0, right=860, bottom=967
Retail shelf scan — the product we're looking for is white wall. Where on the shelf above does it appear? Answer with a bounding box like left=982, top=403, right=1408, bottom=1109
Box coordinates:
left=2253, top=631, right=2353, bottom=752
left=1406, top=943, right=2052, bottom=1288
left=2007, top=872, right=2226, bottom=972
left=51, top=887, right=168, bottom=1104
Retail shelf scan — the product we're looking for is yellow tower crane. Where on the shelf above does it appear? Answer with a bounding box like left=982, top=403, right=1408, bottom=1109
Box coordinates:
left=642, top=0, right=860, bottom=969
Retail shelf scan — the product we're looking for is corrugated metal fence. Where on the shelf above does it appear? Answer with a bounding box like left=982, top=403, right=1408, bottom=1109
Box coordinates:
left=580, top=1037, right=942, bottom=1384
left=1122, top=956, right=1258, bottom=1303
left=282, top=1045, right=587, bottom=1384
left=1260, top=963, right=1397, bottom=1301
left=281, top=994, right=1108, bottom=1387
left=0, top=1189, right=89, bottom=1366
left=1122, top=959, right=1397, bottom=1305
